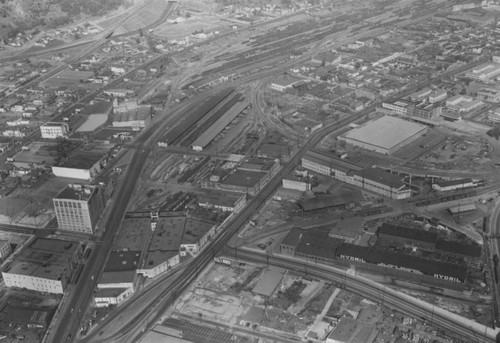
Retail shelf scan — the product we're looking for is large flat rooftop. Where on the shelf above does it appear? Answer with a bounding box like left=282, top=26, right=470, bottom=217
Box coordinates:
left=113, top=106, right=151, bottom=122
left=3, top=238, right=79, bottom=280
left=104, top=251, right=141, bottom=272
left=115, top=216, right=151, bottom=251
left=182, top=218, right=215, bottom=245
left=222, top=169, right=265, bottom=188
left=150, top=215, right=186, bottom=251
left=342, top=116, right=427, bottom=150
left=56, top=152, right=103, bottom=170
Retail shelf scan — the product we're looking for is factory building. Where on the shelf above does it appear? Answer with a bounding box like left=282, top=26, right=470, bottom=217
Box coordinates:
left=353, top=168, right=411, bottom=200
left=112, top=106, right=152, bottom=129
left=465, top=62, right=500, bottom=81
left=51, top=152, right=104, bottom=180
left=2, top=238, right=81, bottom=294
left=94, top=251, right=139, bottom=307
left=301, top=149, right=411, bottom=199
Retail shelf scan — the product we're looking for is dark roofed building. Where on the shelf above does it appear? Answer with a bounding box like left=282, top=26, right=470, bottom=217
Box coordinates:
left=329, top=217, right=365, bottom=243
left=81, top=101, right=113, bottom=116
left=337, top=243, right=467, bottom=282
left=436, top=239, right=482, bottom=258
left=198, top=191, right=246, bottom=213
left=377, top=222, right=437, bottom=250
left=104, top=251, right=141, bottom=272
left=295, top=229, right=343, bottom=262
left=280, top=227, right=303, bottom=256
left=280, top=227, right=343, bottom=262
left=298, top=189, right=362, bottom=212
left=251, top=267, right=285, bottom=297
left=257, top=143, right=291, bottom=159
left=448, top=203, right=477, bottom=215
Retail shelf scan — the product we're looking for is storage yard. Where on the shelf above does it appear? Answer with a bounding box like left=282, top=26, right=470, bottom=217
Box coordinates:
left=170, top=260, right=467, bottom=342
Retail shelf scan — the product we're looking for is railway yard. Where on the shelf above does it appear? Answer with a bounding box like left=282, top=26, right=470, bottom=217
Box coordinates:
left=2, top=0, right=500, bottom=343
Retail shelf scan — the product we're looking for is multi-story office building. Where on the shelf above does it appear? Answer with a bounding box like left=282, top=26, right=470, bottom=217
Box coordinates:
left=40, top=122, right=69, bottom=139
left=53, top=184, right=105, bottom=234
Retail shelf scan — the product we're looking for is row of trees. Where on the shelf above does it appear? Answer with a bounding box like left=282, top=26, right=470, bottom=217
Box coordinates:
left=0, top=0, right=130, bottom=39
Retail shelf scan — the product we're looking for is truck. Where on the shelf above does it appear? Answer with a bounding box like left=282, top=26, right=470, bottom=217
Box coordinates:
left=213, top=257, right=231, bottom=266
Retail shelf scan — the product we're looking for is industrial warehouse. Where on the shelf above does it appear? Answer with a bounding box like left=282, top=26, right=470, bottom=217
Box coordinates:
left=280, top=220, right=482, bottom=285
left=338, top=116, right=428, bottom=155
left=301, top=149, right=412, bottom=199
left=158, top=89, right=248, bottom=151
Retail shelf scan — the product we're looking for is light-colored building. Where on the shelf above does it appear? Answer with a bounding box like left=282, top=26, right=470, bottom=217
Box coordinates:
left=453, top=2, right=479, bottom=11
left=282, top=177, right=311, bottom=191
left=381, top=100, right=411, bottom=115
left=53, top=184, right=105, bottom=234
left=354, top=168, right=411, bottom=199
left=432, top=178, right=475, bottom=192
left=339, top=116, right=428, bottom=155
left=94, top=270, right=135, bottom=308
left=104, top=89, right=133, bottom=97
left=311, top=52, right=342, bottom=66
left=488, top=109, right=500, bottom=122
left=429, top=89, right=447, bottom=103
left=465, top=62, right=500, bottom=81
left=302, top=150, right=410, bottom=199
left=110, top=66, right=126, bottom=75
left=40, top=122, right=69, bottom=139
left=477, top=88, right=500, bottom=102
left=0, top=240, right=11, bottom=260
left=137, top=252, right=180, bottom=279
left=52, top=153, right=103, bottom=180
left=269, top=75, right=302, bottom=92
left=94, top=288, right=132, bottom=307
left=198, top=191, right=247, bottom=212
left=2, top=130, right=25, bottom=138
left=409, top=88, right=432, bottom=101
left=446, top=95, right=468, bottom=107
left=446, top=95, right=483, bottom=112
left=301, top=150, right=362, bottom=180
left=2, top=238, right=81, bottom=294
left=112, top=106, right=152, bottom=129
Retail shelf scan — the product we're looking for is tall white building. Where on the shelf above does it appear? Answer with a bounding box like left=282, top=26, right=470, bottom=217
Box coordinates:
left=53, top=184, right=105, bottom=234
left=40, top=122, right=69, bottom=139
